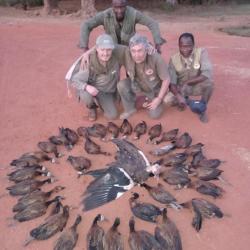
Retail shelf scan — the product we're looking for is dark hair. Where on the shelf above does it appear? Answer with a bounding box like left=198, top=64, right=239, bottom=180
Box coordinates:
left=179, top=33, right=195, bottom=44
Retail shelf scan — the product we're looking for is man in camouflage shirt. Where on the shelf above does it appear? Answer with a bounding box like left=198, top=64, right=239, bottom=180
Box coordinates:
left=79, top=0, right=166, bottom=53
left=168, top=32, right=214, bottom=123
left=118, top=34, right=170, bottom=119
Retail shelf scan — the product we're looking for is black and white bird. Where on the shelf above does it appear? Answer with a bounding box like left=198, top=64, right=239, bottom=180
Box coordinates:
left=82, top=139, right=161, bottom=211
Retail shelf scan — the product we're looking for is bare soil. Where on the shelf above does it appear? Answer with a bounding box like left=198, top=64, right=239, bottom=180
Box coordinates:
left=0, top=4, right=250, bottom=250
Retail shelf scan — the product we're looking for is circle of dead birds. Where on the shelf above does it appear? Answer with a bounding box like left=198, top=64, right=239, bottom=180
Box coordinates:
left=5, top=119, right=228, bottom=249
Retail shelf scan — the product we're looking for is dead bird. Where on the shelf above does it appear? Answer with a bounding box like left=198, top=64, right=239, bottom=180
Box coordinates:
left=49, top=135, right=68, bottom=145
left=84, top=136, right=110, bottom=156
left=147, top=124, right=162, bottom=144
left=24, top=205, right=70, bottom=246
left=7, top=178, right=54, bottom=196
left=87, top=214, right=105, bottom=250
left=191, top=180, right=224, bottom=198
left=107, top=122, right=120, bottom=139
left=155, top=208, right=182, bottom=250
left=38, top=141, right=61, bottom=158
left=133, top=121, right=147, bottom=140
left=191, top=151, right=206, bottom=168
left=191, top=166, right=224, bottom=181
left=174, top=132, right=192, bottom=149
left=156, top=153, right=188, bottom=167
left=67, top=155, right=91, bottom=176
left=8, top=165, right=49, bottom=183
left=13, top=196, right=64, bottom=222
left=13, top=186, right=65, bottom=212
left=104, top=217, right=124, bottom=250
left=120, top=119, right=133, bottom=138
left=141, top=183, right=182, bottom=210
left=54, top=215, right=82, bottom=250
left=149, top=144, right=176, bottom=157
left=87, top=123, right=107, bottom=140
left=129, top=193, right=162, bottom=223
left=184, top=143, right=204, bottom=156
left=155, top=128, right=179, bottom=145
left=181, top=198, right=223, bottom=231
left=197, top=158, right=225, bottom=168
left=128, top=216, right=162, bottom=250
left=161, top=165, right=191, bottom=189
left=59, top=127, right=79, bottom=150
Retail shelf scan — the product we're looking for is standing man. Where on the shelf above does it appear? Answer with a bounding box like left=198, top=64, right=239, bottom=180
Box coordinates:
left=168, top=32, right=214, bottom=123
left=71, top=34, right=127, bottom=121
left=79, top=0, right=166, bottom=53
left=117, top=34, right=170, bottom=119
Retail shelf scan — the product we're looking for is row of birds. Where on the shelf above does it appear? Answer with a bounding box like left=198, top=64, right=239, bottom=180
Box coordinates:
left=5, top=120, right=227, bottom=249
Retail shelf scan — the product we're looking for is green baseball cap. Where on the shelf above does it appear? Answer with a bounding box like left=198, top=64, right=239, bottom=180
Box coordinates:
left=96, top=34, right=115, bottom=49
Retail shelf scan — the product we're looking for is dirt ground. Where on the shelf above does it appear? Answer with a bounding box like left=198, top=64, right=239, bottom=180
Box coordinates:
left=1, top=3, right=250, bottom=250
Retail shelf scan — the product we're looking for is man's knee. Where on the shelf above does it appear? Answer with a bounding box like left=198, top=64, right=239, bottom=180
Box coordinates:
left=104, top=110, right=118, bottom=120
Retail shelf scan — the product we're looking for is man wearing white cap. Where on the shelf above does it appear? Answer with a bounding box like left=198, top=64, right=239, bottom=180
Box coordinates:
left=71, top=34, right=127, bottom=121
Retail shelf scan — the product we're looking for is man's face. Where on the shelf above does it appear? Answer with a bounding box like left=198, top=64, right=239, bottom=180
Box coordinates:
left=112, top=0, right=127, bottom=21
left=130, top=43, right=147, bottom=64
left=96, top=47, right=113, bottom=63
left=179, top=37, right=194, bottom=58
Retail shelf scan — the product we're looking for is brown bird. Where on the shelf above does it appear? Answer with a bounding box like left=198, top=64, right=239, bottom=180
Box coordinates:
left=104, top=217, right=124, bottom=250
left=184, top=143, right=204, bottom=156
left=13, top=186, right=65, bottom=212
left=197, top=158, right=225, bottom=168
left=107, top=122, right=120, bottom=139
left=147, top=124, right=162, bottom=144
left=67, top=155, right=91, bottom=176
left=84, top=136, right=110, bottom=156
left=156, top=153, right=187, bottom=167
left=86, top=214, right=105, bottom=250
left=181, top=198, right=223, bottom=231
left=38, top=141, right=61, bottom=158
left=24, top=205, right=70, bottom=246
left=174, top=132, right=192, bottom=149
left=59, top=127, right=79, bottom=150
left=192, top=166, right=223, bottom=181
left=77, top=126, right=88, bottom=137
left=128, top=216, right=162, bottom=250
left=54, top=215, right=82, bottom=250
left=7, top=178, right=54, bottom=196
left=87, top=123, right=107, bottom=140
left=133, top=121, right=147, bottom=140
left=155, top=208, right=182, bottom=250
left=191, top=151, right=206, bottom=168
left=129, top=193, right=162, bottom=223
left=13, top=196, right=64, bottom=222
left=155, top=128, right=179, bottom=144
left=141, top=183, right=181, bottom=210
left=8, top=165, right=49, bottom=183
left=120, top=119, right=133, bottom=138
left=161, top=165, right=191, bottom=189
left=191, top=180, right=224, bottom=198
left=49, top=135, right=68, bottom=145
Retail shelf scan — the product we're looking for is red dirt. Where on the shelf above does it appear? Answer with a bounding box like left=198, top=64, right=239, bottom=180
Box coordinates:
left=1, top=5, right=250, bottom=250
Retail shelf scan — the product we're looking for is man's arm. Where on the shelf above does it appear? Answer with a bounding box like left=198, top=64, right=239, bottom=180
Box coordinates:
left=79, top=12, right=105, bottom=51
left=135, top=10, right=166, bottom=53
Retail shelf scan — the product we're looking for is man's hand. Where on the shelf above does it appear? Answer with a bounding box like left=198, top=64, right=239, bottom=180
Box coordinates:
left=155, top=44, right=162, bottom=54
left=86, top=85, right=99, bottom=96
left=146, top=97, right=162, bottom=110
left=176, top=94, right=186, bottom=111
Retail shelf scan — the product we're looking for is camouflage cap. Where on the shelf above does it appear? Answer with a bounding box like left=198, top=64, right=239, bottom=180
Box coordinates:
left=96, top=34, right=115, bottom=49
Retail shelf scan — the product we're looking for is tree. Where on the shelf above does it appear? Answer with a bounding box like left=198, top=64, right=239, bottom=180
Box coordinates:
left=81, top=0, right=96, bottom=17
left=43, top=0, right=59, bottom=15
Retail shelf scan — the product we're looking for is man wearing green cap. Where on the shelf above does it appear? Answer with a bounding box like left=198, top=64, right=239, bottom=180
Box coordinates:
left=167, top=32, right=214, bottom=123
left=79, top=0, right=166, bottom=54
left=117, top=34, right=170, bottom=119
left=71, top=34, right=127, bottom=121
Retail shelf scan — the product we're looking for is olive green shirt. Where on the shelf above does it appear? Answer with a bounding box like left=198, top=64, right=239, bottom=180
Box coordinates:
left=168, top=48, right=213, bottom=86
left=125, top=53, right=169, bottom=94
left=72, top=45, right=127, bottom=93
left=80, top=6, right=166, bottom=48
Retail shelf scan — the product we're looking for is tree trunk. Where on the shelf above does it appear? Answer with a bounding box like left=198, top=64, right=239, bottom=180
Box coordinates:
left=43, top=0, right=59, bottom=15
left=81, top=0, right=96, bottom=17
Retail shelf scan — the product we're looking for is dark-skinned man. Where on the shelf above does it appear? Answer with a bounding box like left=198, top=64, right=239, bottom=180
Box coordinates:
left=167, top=33, right=213, bottom=123
left=79, top=0, right=166, bottom=54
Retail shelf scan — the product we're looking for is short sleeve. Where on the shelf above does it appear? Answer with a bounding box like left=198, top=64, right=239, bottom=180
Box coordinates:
left=200, top=49, right=213, bottom=80
left=155, top=54, right=169, bottom=81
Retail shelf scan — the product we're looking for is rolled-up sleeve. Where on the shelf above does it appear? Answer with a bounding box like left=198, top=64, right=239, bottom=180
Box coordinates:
left=79, top=12, right=105, bottom=48
left=71, top=70, right=89, bottom=90
left=135, top=10, right=166, bottom=45
left=200, top=49, right=213, bottom=80
left=168, top=59, right=178, bottom=85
